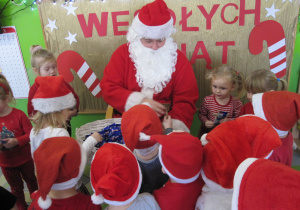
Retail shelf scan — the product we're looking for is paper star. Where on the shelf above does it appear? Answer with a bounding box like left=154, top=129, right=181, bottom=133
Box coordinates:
left=64, top=4, right=78, bottom=16
left=265, top=4, right=280, bottom=19
left=282, top=0, right=293, bottom=2
left=65, top=31, right=77, bottom=45
left=45, top=18, right=58, bottom=32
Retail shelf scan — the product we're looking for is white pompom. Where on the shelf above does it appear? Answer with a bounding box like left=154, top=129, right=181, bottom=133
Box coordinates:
left=38, top=195, right=52, bottom=209
left=91, top=193, right=104, bottom=205
left=139, top=132, right=150, bottom=141
left=200, top=133, right=209, bottom=146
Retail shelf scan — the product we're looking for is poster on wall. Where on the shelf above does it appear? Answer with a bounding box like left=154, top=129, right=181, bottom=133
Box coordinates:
left=0, top=26, right=30, bottom=99
left=37, top=0, right=299, bottom=112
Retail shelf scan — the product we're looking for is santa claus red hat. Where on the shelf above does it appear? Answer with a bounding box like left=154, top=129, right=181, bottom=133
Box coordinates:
left=129, top=0, right=175, bottom=39
left=121, top=104, right=162, bottom=151
left=201, top=115, right=281, bottom=191
left=32, top=75, right=76, bottom=114
left=252, top=91, right=300, bottom=135
left=143, top=132, right=203, bottom=183
left=232, top=158, right=300, bottom=210
left=33, top=136, right=86, bottom=209
left=90, top=143, right=142, bottom=206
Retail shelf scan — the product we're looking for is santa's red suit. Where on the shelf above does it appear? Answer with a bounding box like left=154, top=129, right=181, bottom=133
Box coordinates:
left=100, top=43, right=198, bottom=131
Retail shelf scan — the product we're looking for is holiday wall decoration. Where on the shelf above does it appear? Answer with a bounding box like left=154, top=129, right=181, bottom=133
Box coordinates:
left=37, top=0, right=299, bottom=112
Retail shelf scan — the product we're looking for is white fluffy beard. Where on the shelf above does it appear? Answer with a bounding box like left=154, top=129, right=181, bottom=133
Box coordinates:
left=128, top=37, right=178, bottom=94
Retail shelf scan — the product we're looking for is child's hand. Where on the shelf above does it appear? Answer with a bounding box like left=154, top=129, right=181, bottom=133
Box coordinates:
left=163, top=115, right=172, bottom=129
left=91, top=132, right=103, bottom=143
left=205, top=121, right=215, bottom=128
left=219, top=117, right=229, bottom=124
left=2, top=138, right=19, bottom=149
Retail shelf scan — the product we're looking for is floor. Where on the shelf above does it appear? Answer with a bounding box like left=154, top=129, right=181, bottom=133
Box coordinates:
left=1, top=141, right=300, bottom=206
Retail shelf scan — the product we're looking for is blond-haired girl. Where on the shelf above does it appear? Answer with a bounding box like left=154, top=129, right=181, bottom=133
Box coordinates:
left=198, top=65, right=244, bottom=137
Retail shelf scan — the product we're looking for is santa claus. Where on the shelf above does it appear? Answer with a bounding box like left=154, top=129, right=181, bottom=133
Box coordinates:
left=100, top=0, right=199, bottom=132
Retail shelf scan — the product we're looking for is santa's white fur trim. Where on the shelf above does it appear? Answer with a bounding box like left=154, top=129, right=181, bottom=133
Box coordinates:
left=32, top=92, right=76, bottom=114
left=91, top=193, right=104, bottom=205
left=172, top=119, right=189, bottom=133
left=38, top=194, right=52, bottom=209
left=232, top=158, right=257, bottom=210
left=139, top=132, right=151, bottom=141
left=158, top=145, right=200, bottom=184
left=200, top=133, right=209, bottom=146
left=200, top=169, right=233, bottom=193
left=125, top=92, right=147, bottom=111
left=196, top=185, right=233, bottom=210
left=130, top=14, right=176, bottom=40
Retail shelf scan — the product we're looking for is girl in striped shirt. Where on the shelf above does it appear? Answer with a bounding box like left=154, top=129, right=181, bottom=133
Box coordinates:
left=198, top=66, right=244, bottom=138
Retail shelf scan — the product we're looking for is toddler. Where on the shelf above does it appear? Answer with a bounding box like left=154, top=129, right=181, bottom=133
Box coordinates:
left=121, top=104, right=168, bottom=194
left=29, top=136, right=101, bottom=210
left=90, top=143, right=160, bottom=210
left=240, top=69, right=287, bottom=115
left=0, top=74, right=38, bottom=210
left=198, top=65, right=244, bottom=137
left=28, top=45, right=79, bottom=136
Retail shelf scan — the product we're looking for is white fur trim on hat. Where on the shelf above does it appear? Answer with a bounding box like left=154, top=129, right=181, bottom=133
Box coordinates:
left=232, top=158, right=257, bottom=210
left=38, top=194, right=52, bottom=209
left=135, top=143, right=158, bottom=156
left=200, top=169, right=233, bottom=193
left=130, top=14, right=176, bottom=40
left=159, top=145, right=200, bottom=184
left=32, top=92, right=76, bottom=114
left=51, top=141, right=87, bottom=190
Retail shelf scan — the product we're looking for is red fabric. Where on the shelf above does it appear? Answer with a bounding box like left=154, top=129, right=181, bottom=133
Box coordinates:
left=153, top=178, right=204, bottom=210
left=237, top=159, right=300, bottom=210
left=203, top=116, right=281, bottom=189
left=0, top=108, right=33, bottom=167
left=239, top=102, right=254, bottom=116
left=268, top=131, right=294, bottom=166
left=2, top=159, right=37, bottom=210
left=151, top=132, right=203, bottom=180
left=138, top=0, right=170, bottom=26
left=262, top=91, right=300, bottom=131
left=121, top=104, right=162, bottom=151
left=100, top=44, right=198, bottom=129
left=29, top=191, right=101, bottom=210
left=28, top=79, right=80, bottom=117
left=33, top=137, right=81, bottom=201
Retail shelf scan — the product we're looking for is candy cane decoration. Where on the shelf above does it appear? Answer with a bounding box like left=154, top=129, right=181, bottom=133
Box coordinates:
left=57, top=50, right=101, bottom=98
left=249, top=20, right=286, bottom=78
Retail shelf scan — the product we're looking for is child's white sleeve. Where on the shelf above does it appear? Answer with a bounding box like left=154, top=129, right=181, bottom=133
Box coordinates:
left=81, top=136, right=97, bottom=157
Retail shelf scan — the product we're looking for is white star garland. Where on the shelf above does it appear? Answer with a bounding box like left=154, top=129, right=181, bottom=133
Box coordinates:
left=65, top=31, right=77, bottom=45
left=45, top=18, right=58, bottom=32
left=265, top=3, right=280, bottom=19
left=64, top=4, right=78, bottom=16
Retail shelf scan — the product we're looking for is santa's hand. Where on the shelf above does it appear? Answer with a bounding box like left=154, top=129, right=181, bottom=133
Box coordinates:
left=163, top=115, right=172, bottom=129
left=91, top=132, right=103, bottom=143
left=205, top=121, right=214, bottom=128
left=2, top=138, right=19, bottom=149
left=141, top=98, right=166, bottom=117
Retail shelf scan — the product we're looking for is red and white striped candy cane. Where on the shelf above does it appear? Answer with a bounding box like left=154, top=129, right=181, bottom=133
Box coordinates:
left=57, top=50, right=101, bottom=98
left=249, top=20, right=286, bottom=78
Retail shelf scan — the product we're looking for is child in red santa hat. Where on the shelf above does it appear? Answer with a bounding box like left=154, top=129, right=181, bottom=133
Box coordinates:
left=252, top=90, right=300, bottom=166
left=90, top=143, right=160, bottom=210
left=232, top=158, right=300, bottom=210
left=29, top=136, right=101, bottom=210
left=121, top=103, right=169, bottom=194
left=196, top=115, right=281, bottom=210
left=137, top=132, right=204, bottom=210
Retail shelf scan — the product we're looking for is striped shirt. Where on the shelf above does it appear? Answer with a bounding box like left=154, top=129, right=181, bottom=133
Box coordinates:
left=199, top=94, right=242, bottom=123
